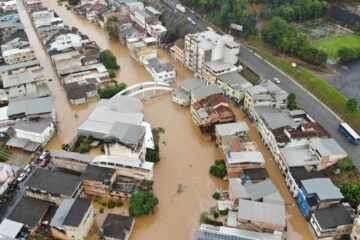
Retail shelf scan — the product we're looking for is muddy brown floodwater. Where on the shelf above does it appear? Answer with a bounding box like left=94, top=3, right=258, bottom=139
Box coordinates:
left=19, top=0, right=313, bottom=238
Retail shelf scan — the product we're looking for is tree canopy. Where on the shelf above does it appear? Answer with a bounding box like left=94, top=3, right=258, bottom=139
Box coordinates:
left=347, top=98, right=358, bottom=111
left=287, top=92, right=297, bottom=110
left=99, top=50, right=120, bottom=71
left=129, top=191, right=159, bottom=216
left=338, top=183, right=360, bottom=207
left=181, top=0, right=257, bottom=36
left=209, top=160, right=227, bottom=179
left=262, top=17, right=327, bottom=66
left=105, top=16, right=120, bottom=41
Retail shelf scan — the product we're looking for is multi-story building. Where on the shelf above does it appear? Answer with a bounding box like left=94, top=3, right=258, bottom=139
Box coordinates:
left=127, top=36, right=157, bottom=63
left=0, top=20, right=24, bottom=39
left=201, top=59, right=237, bottom=85
left=52, top=198, right=95, bottom=240
left=24, top=169, right=83, bottom=205
left=184, top=30, right=240, bottom=78
left=225, top=142, right=265, bottom=177
left=310, top=203, right=354, bottom=240
left=244, top=81, right=288, bottom=118
left=144, top=57, right=176, bottom=83
left=2, top=47, right=36, bottom=65
left=1, top=30, right=29, bottom=51
left=24, top=0, right=43, bottom=10
left=297, top=178, right=344, bottom=217
left=170, top=39, right=185, bottom=65
left=46, top=32, right=89, bottom=51
left=216, top=71, right=253, bottom=103
left=191, top=94, right=234, bottom=127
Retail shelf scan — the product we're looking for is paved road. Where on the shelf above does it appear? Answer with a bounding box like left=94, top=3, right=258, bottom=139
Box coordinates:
left=162, top=1, right=360, bottom=168
left=239, top=47, right=360, bottom=169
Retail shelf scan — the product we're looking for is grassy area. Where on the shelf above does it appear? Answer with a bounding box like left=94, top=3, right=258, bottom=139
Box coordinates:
left=240, top=67, right=260, bottom=85
left=256, top=49, right=360, bottom=132
left=312, top=34, right=360, bottom=59
left=0, top=147, right=12, bottom=162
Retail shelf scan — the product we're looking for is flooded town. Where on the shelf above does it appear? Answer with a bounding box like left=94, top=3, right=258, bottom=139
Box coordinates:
left=0, top=0, right=359, bottom=239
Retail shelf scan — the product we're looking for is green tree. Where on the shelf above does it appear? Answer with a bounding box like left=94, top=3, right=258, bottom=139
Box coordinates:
left=262, top=17, right=297, bottom=51
left=212, top=192, right=221, bottom=200
left=129, top=191, right=159, bottom=216
left=209, top=160, right=227, bottom=179
left=145, top=146, right=160, bottom=163
left=338, top=183, right=360, bottom=207
left=287, top=92, right=297, bottom=110
left=99, top=49, right=120, bottom=71
left=97, top=82, right=126, bottom=99
left=68, top=0, right=80, bottom=5
left=280, top=4, right=295, bottom=22
left=105, top=16, right=119, bottom=41
left=336, top=157, right=354, bottom=172
left=338, top=47, right=358, bottom=63
left=347, top=98, right=358, bottom=111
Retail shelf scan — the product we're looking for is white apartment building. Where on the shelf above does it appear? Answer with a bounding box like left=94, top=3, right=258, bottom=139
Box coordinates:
left=244, top=80, right=288, bottom=119
left=184, top=30, right=240, bottom=78
left=48, top=33, right=89, bottom=51
left=144, top=57, right=176, bottom=83
left=2, top=48, right=36, bottom=65
left=13, top=119, right=55, bottom=146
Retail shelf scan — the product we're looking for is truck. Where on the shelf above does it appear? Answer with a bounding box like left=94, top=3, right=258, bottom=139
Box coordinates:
left=176, top=4, right=186, bottom=13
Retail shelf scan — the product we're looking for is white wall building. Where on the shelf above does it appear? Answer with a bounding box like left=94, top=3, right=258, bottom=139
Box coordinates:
left=144, top=57, right=176, bottom=83
left=2, top=48, right=36, bottom=65
left=13, top=119, right=55, bottom=146
left=48, top=33, right=89, bottom=51
left=184, top=30, right=240, bottom=78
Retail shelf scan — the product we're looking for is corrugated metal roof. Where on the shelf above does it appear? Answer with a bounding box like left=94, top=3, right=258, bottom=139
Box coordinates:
left=237, top=199, right=286, bottom=227
left=301, top=178, right=344, bottom=201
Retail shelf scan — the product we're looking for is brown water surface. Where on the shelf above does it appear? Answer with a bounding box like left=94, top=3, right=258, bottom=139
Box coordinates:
left=18, top=1, right=312, bottom=238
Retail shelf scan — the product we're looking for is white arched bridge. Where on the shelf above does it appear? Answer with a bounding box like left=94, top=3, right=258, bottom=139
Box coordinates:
left=116, top=82, right=173, bottom=101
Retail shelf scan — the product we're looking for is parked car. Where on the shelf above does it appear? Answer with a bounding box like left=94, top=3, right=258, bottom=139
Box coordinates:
left=23, top=164, right=32, bottom=174
left=17, top=172, right=27, bottom=182
left=39, top=151, right=50, bottom=161
left=273, top=77, right=281, bottom=84
left=40, top=158, right=50, bottom=168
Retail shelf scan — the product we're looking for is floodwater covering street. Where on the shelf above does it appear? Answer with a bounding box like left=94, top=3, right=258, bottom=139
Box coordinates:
left=18, top=0, right=313, bottom=238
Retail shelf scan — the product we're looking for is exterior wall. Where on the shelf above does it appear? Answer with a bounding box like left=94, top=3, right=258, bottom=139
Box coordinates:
left=285, top=171, right=300, bottom=197
left=51, top=157, right=88, bottom=173
left=310, top=215, right=353, bottom=239
left=6, top=82, right=38, bottom=98
left=65, top=205, right=95, bottom=240
left=3, top=49, right=36, bottom=65
left=25, top=184, right=82, bottom=205
left=226, top=162, right=264, bottom=178
left=217, top=80, right=246, bottom=103
left=25, top=190, right=68, bottom=206
left=49, top=34, right=87, bottom=51
left=105, top=143, right=143, bottom=161
left=147, top=68, right=176, bottom=83
left=15, top=122, right=55, bottom=145
left=82, top=179, right=108, bottom=196
left=170, top=45, right=184, bottom=65
left=351, top=214, right=360, bottom=240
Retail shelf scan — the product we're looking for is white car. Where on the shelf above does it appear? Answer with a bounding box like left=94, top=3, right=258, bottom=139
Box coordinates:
left=273, top=77, right=281, bottom=84
left=17, top=172, right=27, bottom=182
left=39, top=151, right=50, bottom=160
